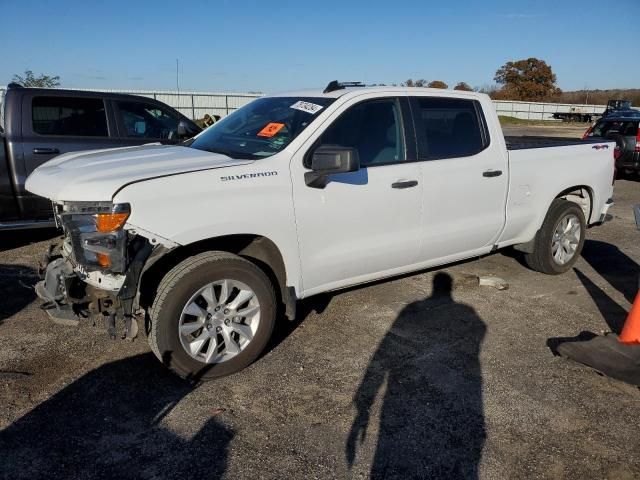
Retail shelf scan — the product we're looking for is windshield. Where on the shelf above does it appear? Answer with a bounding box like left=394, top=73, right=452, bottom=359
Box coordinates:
left=188, top=96, right=334, bottom=159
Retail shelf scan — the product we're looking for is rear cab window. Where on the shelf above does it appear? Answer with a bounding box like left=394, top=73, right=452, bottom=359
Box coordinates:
left=32, top=96, right=108, bottom=137
left=410, top=97, right=489, bottom=159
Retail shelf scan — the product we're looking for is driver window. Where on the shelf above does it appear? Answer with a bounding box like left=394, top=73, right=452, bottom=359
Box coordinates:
left=315, top=98, right=406, bottom=167
left=117, top=101, right=179, bottom=140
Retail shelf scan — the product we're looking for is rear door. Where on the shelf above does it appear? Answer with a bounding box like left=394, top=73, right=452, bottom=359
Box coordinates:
left=21, top=93, right=120, bottom=218
left=410, top=95, right=509, bottom=261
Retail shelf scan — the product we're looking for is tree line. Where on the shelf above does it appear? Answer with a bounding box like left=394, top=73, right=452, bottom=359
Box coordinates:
left=401, top=79, right=473, bottom=91
left=400, top=57, right=637, bottom=105
left=10, top=64, right=639, bottom=106
left=403, top=58, right=562, bottom=101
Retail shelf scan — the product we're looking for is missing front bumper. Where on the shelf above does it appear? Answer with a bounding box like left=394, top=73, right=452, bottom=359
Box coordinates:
left=35, top=257, right=80, bottom=326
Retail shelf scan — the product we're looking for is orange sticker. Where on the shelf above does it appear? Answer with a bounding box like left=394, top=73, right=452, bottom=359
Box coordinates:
left=257, top=122, right=285, bottom=138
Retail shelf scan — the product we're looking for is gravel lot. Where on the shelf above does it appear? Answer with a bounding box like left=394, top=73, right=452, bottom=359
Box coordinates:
left=1, top=124, right=639, bottom=479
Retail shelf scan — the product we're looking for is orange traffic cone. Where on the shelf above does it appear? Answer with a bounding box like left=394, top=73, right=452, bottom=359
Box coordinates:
left=619, top=290, right=640, bottom=344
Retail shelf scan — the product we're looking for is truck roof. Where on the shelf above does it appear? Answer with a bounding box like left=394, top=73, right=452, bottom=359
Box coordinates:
left=4, top=85, right=165, bottom=103
left=269, top=86, right=483, bottom=100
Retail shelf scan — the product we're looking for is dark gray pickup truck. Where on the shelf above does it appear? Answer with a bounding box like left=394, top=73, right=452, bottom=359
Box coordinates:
left=0, top=84, right=201, bottom=229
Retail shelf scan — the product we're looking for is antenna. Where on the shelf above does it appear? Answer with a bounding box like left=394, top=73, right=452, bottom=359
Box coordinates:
left=584, top=85, right=589, bottom=105
left=176, top=58, right=180, bottom=94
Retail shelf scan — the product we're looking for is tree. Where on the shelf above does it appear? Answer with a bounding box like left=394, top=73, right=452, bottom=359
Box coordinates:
left=493, top=58, right=560, bottom=101
left=427, top=80, right=448, bottom=89
left=403, top=79, right=427, bottom=87
left=453, top=82, right=473, bottom=91
left=11, top=70, right=60, bottom=88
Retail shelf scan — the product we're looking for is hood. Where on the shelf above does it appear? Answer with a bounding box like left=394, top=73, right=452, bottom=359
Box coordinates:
left=25, top=144, right=253, bottom=202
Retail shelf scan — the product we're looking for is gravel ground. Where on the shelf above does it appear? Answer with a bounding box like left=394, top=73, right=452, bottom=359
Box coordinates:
left=1, top=125, right=639, bottom=479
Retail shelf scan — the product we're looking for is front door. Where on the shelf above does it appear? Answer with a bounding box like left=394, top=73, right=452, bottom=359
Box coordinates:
left=291, top=95, right=423, bottom=295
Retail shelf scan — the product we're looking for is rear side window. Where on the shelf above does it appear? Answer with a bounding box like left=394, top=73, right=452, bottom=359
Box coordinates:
left=32, top=96, right=108, bottom=136
left=412, top=97, right=487, bottom=159
left=116, top=101, right=179, bottom=139
left=589, top=120, right=638, bottom=138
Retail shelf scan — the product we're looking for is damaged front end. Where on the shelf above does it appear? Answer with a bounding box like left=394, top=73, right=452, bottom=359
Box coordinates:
left=35, top=201, right=167, bottom=340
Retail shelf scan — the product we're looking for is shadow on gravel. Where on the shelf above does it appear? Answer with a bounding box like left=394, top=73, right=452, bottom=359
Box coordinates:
left=574, top=267, right=628, bottom=333
left=346, top=272, right=486, bottom=479
left=0, top=228, right=59, bottom=253
left=581, top=240, right=639, bottom=305
left=0, top=353, right=232, bottom=479
left=0, top=264, right=39, bottom=325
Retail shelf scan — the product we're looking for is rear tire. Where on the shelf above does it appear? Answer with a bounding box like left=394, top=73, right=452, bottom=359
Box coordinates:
left=524, top=199, right=586, bottom=275
left=149, top=251, right=276, bottom=380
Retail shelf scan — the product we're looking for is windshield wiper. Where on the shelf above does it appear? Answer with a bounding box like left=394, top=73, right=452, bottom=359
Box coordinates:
left=198, top=147, right=257, bottom=160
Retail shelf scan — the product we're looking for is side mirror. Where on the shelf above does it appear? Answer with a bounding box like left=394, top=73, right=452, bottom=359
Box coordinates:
left=305, top=145, right=360, bottom=188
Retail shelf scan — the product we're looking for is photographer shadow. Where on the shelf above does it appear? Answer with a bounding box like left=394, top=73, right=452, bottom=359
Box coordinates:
left=346, top=272, right=486, bottom=479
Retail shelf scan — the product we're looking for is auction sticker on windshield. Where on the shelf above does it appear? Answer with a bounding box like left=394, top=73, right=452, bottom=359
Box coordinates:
left=257, top=122, right=285, bottom=137
left=290, top=101, right=324, bottom=114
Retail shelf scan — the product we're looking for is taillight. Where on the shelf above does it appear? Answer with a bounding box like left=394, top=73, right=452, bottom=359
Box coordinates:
left=635, top=130, right=640, bottom=152
left=614, top=146, right=623, bottom=160
left=582, top=125, right=593, bottom=140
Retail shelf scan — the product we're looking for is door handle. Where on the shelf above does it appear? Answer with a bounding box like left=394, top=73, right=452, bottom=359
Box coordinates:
left=482, top=170, right=502, bottom=178
left=391, top=180, right=419, bottom=189
left=33, top=147, right=60, bottom=155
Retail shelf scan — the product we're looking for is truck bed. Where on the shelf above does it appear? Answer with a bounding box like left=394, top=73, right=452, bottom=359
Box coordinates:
left=505, top=136, right=606, bottom=150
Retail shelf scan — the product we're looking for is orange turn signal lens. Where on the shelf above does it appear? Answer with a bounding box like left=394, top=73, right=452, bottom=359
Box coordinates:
left=96, top=253, right=111, bottom=268
left=96, top=212, right=129, bottom=232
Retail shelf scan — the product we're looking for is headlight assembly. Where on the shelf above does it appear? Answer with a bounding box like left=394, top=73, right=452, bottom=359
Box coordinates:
left=57, top=202, right=131, bottom=272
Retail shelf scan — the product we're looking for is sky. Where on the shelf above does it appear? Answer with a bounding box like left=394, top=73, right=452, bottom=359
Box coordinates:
left=1, top=0, right=638, bottom=94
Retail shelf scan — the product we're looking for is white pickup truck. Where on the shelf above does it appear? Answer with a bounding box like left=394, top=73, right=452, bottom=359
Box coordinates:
left=26, top=82, right=615, bottom=379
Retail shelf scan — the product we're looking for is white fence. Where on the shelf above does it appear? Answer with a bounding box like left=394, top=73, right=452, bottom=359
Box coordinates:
left=493, top=100, right=605, bottom=121
left=0, top=86, right=606, bottom=121
left=112, top=89, right=263, bottom=119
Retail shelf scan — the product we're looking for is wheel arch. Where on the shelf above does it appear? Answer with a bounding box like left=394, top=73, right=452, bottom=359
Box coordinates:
left=553, top=185, right=594, bottom=224
left=513, top=185, right=593, bottom=254
left=138, top=234, right=295, bottom=319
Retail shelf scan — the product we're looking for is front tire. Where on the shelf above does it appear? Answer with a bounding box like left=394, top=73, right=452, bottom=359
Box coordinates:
left=149, top=251, right=276, bottom=380
left=525, top=199, right=586, bottom=275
